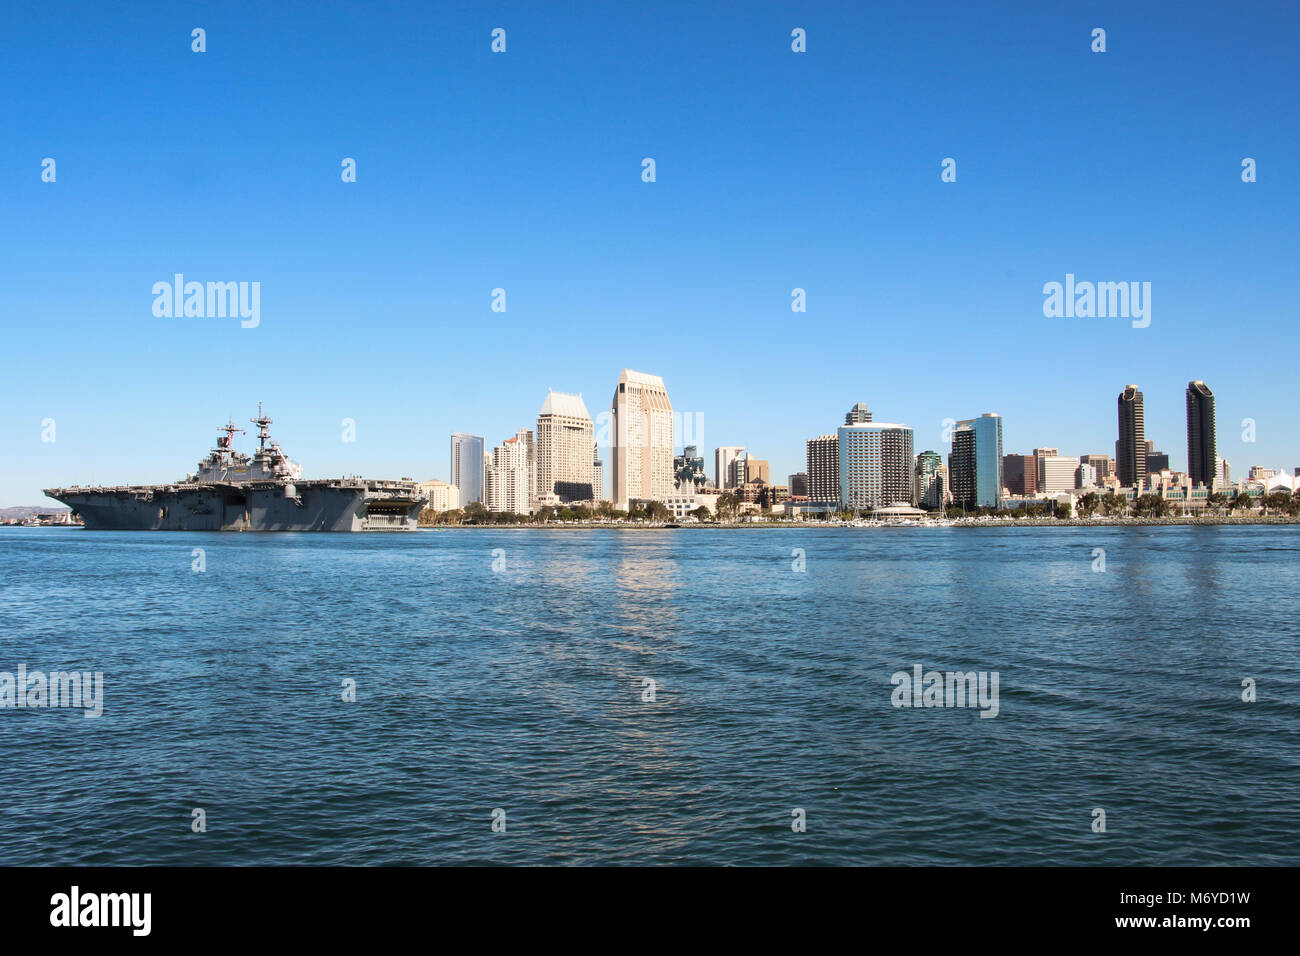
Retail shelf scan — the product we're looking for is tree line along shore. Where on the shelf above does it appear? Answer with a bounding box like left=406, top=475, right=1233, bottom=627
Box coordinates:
left=418, top=490, right=1300, bottom=528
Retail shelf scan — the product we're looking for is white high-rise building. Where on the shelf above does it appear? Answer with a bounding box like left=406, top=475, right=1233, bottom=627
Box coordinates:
left=593, top=443, right=605, bottom=503
left=838, top=423, right=915, bottom=510
left=715, top=446, right=745, bottom=490
left=535, top=391, right=595, bottom=505
left=611, top=369, right=674, bottom=510
left=485, top=429, right=532, bottom=515
left=450, top=433, right=485, bottom=505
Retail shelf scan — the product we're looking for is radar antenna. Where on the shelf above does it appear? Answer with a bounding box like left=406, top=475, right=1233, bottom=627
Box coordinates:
left=251, top=402, right=274, bottom=452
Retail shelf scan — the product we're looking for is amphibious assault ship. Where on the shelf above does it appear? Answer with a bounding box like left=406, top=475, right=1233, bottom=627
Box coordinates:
left=44, top=406, right=427, bottom=531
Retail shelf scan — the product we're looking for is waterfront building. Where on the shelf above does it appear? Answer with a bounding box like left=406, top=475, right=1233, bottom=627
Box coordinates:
left=593, top=445, right=605, bottom=502
left=1076, top=463, right=1098, bottom=488
left=484, top=429, right=533, bottom=514
left=714, top=446, right=745, bottom=491
left=610, top=369, right=674, bottom=509
left=418, top=479, right=460, bottom=513
left=664, top=491, right=717, bottom=520
left=1186, top=380, right=1217, bottom=488
left=837, top=422, right=915, bottom=511
left=788, top=472, right=809, bottom=497
left=950, top=414, right=1003, bottom=509
left=806, top=434, right=840, bottom=504
left=1248, top=465, right=1278, bottom=481
left=536, top=391, right=595, bottom=504
left=450, top=433, right=485, bottom=505
left=1117, top=385, right=1147, bottom=489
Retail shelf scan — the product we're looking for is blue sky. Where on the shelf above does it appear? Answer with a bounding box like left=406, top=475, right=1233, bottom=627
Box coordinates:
left=3, top=0, right=1297, bottom=503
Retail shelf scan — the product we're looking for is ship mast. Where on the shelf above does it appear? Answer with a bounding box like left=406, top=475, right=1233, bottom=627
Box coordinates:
left=217, top=417, right=244, bottom=457
left=251, top=403, right=273, bottom=454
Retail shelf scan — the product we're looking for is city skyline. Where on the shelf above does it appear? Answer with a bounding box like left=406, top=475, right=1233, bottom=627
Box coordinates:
left=7, top=365, right=1295, bottom=507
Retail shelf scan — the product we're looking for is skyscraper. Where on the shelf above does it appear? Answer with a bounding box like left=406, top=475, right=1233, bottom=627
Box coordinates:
left=844, top=402, right=873, bottom=425
left=949, top=414, right=1003, bottom=508
left=1116, top=385, right=1146, bottom=488
left=592, top=443, right=605, bottom=503
left=1186, top=380, right=1217, bottom=488
left=536, top=390, right=595, bottom=504
left=806, top=435, right=840, bottom=504
left=610, top=369, right=674, bottom=510
left=714, top=446, right=744, bottom=490
left=484, top=430, right=532, bottom=515
left=915, top=450, right=944, bottom=508
left=838, top=422, right=915, bottom=510
left=788, top=472, right=809, bottom=497
left=450, top=433, right=485, bottom=505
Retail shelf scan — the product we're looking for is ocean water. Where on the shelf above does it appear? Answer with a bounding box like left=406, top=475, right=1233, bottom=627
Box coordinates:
left=0, top=525, right=1297, bottom=866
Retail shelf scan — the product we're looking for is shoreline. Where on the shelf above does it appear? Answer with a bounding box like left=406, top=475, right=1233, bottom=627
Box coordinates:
left=418, top=515, right=1300, bottom=530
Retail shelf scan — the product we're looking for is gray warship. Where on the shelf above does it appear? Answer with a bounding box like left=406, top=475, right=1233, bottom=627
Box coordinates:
left=44, top=406, right=427, bottom=532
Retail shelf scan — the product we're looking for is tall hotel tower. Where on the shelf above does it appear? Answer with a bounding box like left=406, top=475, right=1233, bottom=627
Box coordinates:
left=450, top=433, right=485, bottom=505
left=1186, top=380, right=1217, bottom=489
left=610, top=369, right=674, bottom=510
left=838, top=422, right=915, bottom=510
left=536, top=391, right=596, bottom=504
left=485, top=430, right=532, bottom=515
left=806, top=435, right=840, bottom=504
left=1116, top=385, right=1147, bottom=489
left=949, top=413, right=1003, bottom=509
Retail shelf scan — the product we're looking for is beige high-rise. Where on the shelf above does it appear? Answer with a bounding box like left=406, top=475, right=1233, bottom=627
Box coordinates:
left=611, top=369, right=674, bottom=509
left=535, top=391, right=595, bottom=504
left=485, top=429, right=532, bottom=515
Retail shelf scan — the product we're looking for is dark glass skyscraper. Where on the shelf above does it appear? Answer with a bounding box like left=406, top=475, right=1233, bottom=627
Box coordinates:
left=948, top=414, right=1002, bottom=508
left=1116, top=385, right=1146, bottom=488
left=1186, top=380, right=1217, bottom=488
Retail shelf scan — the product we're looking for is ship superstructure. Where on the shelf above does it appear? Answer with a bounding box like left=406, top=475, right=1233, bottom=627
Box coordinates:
left=44, top=406, right=427, bottom=531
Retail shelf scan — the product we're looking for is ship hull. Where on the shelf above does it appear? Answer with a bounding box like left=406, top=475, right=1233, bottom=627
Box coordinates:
left=45, top=481, right=423, bottom=532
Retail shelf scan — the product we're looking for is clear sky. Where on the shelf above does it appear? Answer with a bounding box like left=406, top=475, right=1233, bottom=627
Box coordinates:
left=3, top=0, right=1297, bottom=504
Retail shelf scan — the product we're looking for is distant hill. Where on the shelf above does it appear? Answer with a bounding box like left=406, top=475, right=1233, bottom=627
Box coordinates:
left=1, top=505, right=71, bottom=520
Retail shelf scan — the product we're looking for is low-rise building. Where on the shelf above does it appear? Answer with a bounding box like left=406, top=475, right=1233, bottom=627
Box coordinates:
left=418, top=479, right=461, bottom=512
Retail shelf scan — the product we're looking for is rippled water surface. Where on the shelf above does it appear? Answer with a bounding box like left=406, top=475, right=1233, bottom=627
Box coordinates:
left=1, top=525, right=1297, bottom=865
